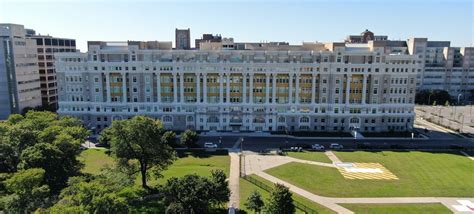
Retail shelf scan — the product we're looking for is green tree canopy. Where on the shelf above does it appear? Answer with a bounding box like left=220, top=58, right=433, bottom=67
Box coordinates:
left=162, top=170, right=230, bottom=213
left=265, top=183, right=295, bottom=214
left=1, top=168, right=50, bottom=213
left=245, top=191, right=265, bottom=214
left=180, top=129, right=199, bottom=148
left=102, top=116, right=176, bottom=189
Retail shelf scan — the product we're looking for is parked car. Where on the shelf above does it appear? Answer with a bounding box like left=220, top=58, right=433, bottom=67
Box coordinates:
left=290, top=147, right=303, bottom=152
left=329, top=143, right=343, bottom=150
left=311, top=144, right=325, bottom=150
left=204, top=142, right=218, bottom=149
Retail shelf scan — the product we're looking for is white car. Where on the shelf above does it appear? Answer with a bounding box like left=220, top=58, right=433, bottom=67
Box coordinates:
left=311, top=144, right=325, bottom=150
left=329, top=143, right=343, bottom=150
left=204, top=142, right=218, bottom=149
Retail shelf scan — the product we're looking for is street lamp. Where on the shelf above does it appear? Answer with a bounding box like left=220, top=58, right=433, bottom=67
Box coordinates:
left=240, top=137, right=244, bottom=152
left=428, top=93, right=433, bottom=106
left=219, top=136, right=222, bottom=145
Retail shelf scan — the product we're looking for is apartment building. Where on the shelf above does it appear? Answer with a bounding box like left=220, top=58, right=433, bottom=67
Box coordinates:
left=28, top=33, right=76, bottom=109
left=0, top=24, right=42, bottom=119
left=344, top=30, right=474, bottom=100
left=56, top=40, right=418, bottom=133
left=407, top=38, right=474, bottom=100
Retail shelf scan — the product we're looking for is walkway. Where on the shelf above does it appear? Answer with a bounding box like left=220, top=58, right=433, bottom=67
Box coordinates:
left=243, top=152, right=473, bottom=214
left=325, top=151, right=342, bottom=163
left=228, top=152, right=240, bottom=208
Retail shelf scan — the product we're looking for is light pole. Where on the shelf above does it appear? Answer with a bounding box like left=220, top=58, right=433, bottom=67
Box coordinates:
left=240, top=137, right=244, bottom=152
left=428, top=93, right=433, bottom=106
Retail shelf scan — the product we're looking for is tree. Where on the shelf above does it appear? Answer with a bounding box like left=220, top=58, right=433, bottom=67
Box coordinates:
left=102, top=116, right=176, bottom=189
left=162, top=131, right=180, bottom=148
left=49, top=167, right=142, bottom=213
left=210, top=169, right=230, bottom=206
left=0, top=141, right=19, bottom=172
left=180, top=129, right=199, bottom=148
left=162, top=174, right=213, bottom=213
left=162, top=172, right=231, bottom=213
left=1, top=168, right=50, bottom=213
left=19, top=143, right=76, bottom=192
left=265, top=183, right=295, bottom=214
left=245, top=191, right=264, bottom=214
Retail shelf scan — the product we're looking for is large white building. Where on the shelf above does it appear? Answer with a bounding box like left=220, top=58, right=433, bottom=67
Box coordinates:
left=56, top=40, right=419, bottom=134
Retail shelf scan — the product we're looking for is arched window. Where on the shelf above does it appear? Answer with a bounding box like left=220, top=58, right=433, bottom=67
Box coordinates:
left=162, top=115, right=173, bottom=123
left=278, top=116, right=286, bottom=123
left=300, top=117, right=310, bottom=123
left=350, top=117, right=359, bottom=124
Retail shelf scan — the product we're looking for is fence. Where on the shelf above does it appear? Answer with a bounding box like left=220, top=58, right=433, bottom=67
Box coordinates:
left=241, top=175, right=318, bottom=214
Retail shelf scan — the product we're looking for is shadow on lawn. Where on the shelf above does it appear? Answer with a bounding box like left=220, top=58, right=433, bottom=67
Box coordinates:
left=176, top=149, right=229, bottom=158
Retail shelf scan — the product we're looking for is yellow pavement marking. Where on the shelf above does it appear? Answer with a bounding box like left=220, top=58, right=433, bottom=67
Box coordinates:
left=337, top=163, right=398, bottom=180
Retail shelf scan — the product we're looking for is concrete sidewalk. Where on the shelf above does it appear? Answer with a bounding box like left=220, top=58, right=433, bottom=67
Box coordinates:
left=228, top=152, right=240, bottom=208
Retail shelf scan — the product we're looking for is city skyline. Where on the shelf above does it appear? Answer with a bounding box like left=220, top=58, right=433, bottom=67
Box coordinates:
left=1, top=0, right=472, bottom=51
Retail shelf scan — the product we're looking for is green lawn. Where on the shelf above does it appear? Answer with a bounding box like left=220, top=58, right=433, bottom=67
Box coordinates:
left=285, top=151, right=332, bottom=163
left=79, top=149, right=114, bottom=174
left=151, top=150, right=230, bottom=185
left=266, top=151, right=474, bottom=197
left=239, top=175, right=335, bottom=214
left=341, top=203, right=452, bottom=214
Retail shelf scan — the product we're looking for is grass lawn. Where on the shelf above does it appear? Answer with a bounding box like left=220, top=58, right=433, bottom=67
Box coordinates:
left=266, top=151, right=474, bottom=197
left=285, top=151, right=332, bottom=163
left=341, top=203, right=452, bottom=214
left=79, top=149, right=114, bottom=174
left=150, top=150, right=230, bottom=185
left=239, top=175, right=336, bottom=214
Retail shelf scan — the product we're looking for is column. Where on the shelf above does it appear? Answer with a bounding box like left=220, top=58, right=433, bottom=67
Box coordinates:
left=272, top=74, right=277, bottom=103
left=362, top=74, right=367, bottom=104
left=219, top=73, right=224, bottom=103
left=173, top=73, right=178, bottom=103
left=265, top=73, right=270, bottom=103
left=180, top=73, right=184, bottom=103
left=288, top=74, right=293, bottom=104
left=242, top=73, right=247, bottom=103
left=345, top=74, right=351, bottom=104
left=249, top=73, right=254, bottom=103
left=156, top=73, right=161, bottom=103
left=203, top=73, right=207, bottom=103
left=311, top=73, right=316, bottom=104
left=105, top=72, right=111, bottom=102
left=226, top=74, right=230, bottom=103
left=196, top=73, right=201, bottom=103
left=122, top=72, right=127, bottom=103
left=295, top=74, right=300, bottom=104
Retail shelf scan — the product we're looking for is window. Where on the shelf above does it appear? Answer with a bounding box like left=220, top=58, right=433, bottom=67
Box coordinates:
left=300, top=117, right=309, bottom=123
left=162, top=116, right=173, bottom=122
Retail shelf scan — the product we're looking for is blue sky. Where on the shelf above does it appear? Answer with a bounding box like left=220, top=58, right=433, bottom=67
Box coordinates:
left=1, top=0, right=472, bottom=51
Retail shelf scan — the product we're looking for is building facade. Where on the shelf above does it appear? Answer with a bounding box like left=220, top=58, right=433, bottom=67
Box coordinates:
left=175, top=28, right=190, bottom=50
left=0, top=24, right=42, bottom=119
left=407, top=38, right=474, bottom=100
left=56, top=40, right=418, bottom=134
left=28, top=34, right=76, bottom=109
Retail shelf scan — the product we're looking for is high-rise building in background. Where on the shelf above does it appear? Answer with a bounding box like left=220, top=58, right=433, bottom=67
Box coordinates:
left=0, top=24, right=42, bottom=119
left=195, top=34, right=222, bottom=49
left=28, top=33, right=77, bottom=110
left=175, top=28, right=190, bottom=49
left=56, top=39, right=419, bottom=134
left=343, top=30, right=474, bottom=100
